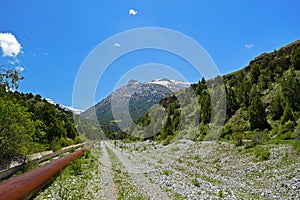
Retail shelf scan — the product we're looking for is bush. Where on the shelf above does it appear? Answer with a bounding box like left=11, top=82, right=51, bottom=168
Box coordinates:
left=218, top=190, right=224, bottom=198
left=192, top=179, right=200, bottom=187
left=221, top=123, right=233, bottom=139
left=255, top=147, right=270, bottom=161
left=59, top=137, right=72, bottom=147
left=252, top=130, right=269, bottom=145
left=162, top=135, right=173, bottom=146
left=69, top=158, right=82, bottom=176
left=279, top=120, right=296, bottom=139
left=162, top=169, right=170, bottom=176
left=233, top=132, right=244, bottom=147
left=49, top=138, right=62, bottom=151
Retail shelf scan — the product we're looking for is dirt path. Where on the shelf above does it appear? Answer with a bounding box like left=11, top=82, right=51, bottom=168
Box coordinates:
left=97, top=141, right=117, bottom=200
left=105, top=141, right=171, bottom=200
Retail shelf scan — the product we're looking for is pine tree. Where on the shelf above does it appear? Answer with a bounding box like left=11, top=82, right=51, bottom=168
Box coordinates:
left=280, top=103, right=294, bottom=125
left=200, top=91, right=211, bottom=124
left=270, top=91, right=285, bottom=120
left=291, top=46, right=300, bottom=70
left=281, top=69, right=300, bottom=110
left=225, top=86, right=238, bottom=117
left=248, top=94, right=269, bottom=130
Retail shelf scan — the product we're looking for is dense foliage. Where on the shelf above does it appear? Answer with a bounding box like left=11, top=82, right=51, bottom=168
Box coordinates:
left=0, top=80, right=80, bottom=168
left=134, top=40, right=300, bottom=146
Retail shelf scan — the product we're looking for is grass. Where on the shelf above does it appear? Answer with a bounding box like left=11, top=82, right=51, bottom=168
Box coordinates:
left=173, top=192, right=186, bottom=200
left=199, top=175, right=221, bottom=185
left=194, top=155, right=201, bottom=163
left=34, top=151, right=99, bottom=200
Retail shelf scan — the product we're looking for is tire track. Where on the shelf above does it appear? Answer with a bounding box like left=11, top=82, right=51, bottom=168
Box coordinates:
left=97, top=141, right=117, bottom=200
left=105, top=141, right=171, bottom=200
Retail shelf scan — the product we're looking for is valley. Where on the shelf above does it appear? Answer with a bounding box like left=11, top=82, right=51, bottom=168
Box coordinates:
left=1, top=28, right=300, bottom=200
left=34, top=140, right=300, bottom=199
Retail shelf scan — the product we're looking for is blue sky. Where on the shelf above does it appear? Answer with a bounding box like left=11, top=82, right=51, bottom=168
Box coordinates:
left=0, top=0, right=299, bottom=110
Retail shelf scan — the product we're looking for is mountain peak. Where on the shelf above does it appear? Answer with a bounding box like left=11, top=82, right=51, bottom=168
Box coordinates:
left=128, top=79, right=139, bottom=85
left=149, top=78, right=191, bottom=91
left=81, top=77, right=191, bottom=123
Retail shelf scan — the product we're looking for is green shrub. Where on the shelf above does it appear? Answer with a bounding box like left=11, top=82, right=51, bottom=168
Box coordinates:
left=192, top=179, right=200, bottom=187
left=59, top=137, right=72, bottom=147
left=74, top=136, right=82, bottom=144
left=162, top=135, right=173, bottom=146
left=221, top=123, right=233, bottom=139
left=50, top=138, right=62, bottom=151
left=280, top=120, right=295, bottom=136
left=218, top=190, right=224, bottom=198
left=252, top=129, right=269, bottom=145
left=69, top=158, right=82, bottom=176
left=233, top=132, right=244, bottom=147
left=255, top=147, right=270, bottom=161
left=162, top=169, right=170, bottom=176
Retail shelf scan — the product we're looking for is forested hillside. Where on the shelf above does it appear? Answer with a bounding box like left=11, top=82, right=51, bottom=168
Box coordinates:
left=0, top=67, right=80, bottom=168
left=135, top=40, right=300, bottom=148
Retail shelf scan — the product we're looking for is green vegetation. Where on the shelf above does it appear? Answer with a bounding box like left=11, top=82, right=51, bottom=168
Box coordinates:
left=192, top=179, right=200, bottom=187
left=254, top=147, right=271, bottom=161
left=130, top=40, right=300, bottom=153
left=218, top=190, right=224, bottom=198
left=34, top=152, right=99, bottom=200
left=162, top=169, right=170, bottom=176
left=0, top=64, right=82, bottom=169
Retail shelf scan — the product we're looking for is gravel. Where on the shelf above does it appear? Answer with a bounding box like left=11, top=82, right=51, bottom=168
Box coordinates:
left=34, top=140, right=300, bottom=200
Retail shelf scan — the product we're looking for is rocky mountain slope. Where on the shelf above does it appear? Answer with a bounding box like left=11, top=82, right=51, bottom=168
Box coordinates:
left=81, top=78, right=191, bottom=127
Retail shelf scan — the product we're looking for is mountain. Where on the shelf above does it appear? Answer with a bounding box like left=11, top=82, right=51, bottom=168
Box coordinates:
left=135, top=39, right=300, bottom=143
left=81, top=78, right=191, bottom=128
left=45, top=98, right=84, bottom=115
left=150, top=78, right=191, bottom=90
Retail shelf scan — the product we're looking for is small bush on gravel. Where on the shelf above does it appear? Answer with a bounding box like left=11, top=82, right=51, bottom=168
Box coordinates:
left=163, top=135, right=173, bottom=146
left=255, top=147, right=270, bottom=161
left=69, top=158, right=82, bottom=176
left=162, top=169, right=170, bottom=176
left=218, top=190, right=224, bottom=198
left=192, top=179, right=200, bottom=187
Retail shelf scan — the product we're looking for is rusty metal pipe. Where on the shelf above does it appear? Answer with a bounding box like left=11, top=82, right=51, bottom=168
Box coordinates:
left=0, top=143, right=93, bottom=200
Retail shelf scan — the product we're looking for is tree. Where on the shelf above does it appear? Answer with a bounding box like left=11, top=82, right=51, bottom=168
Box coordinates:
left=280, top=103, right=294, bottom=125
left=270, top=91, right=285, bottom=120
left=250, top=64, right=260, bottom=84
left=0, top=64, right=23, bottom=89
left=281, top=69, right=300, bottom=110
left=239, top=79, right=252, bottom=107
left=199, top=90, right=211, bottom=124
left=291, top=46, right=300, bottom=70
left=0, top=98, right=36, bottom=167
left=248, top=94, right=269, bottom=130
left=65, top=121, right=77, bottom=140
left=225, top=86, right=239, bottom=118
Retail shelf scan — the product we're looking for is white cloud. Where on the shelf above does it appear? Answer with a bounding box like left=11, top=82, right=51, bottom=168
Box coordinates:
left=15, top=66, right=24, bottom=72
left=129, top=8, right=138, bottom=16
left=245, top=43, right=254, bottom=49
left=0, top=33, right=22, bottom=57
left=114, top=42, right=121, bottom=47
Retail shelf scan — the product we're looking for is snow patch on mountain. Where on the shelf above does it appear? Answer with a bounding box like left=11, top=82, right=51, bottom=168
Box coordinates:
left=45, top=98, right=83, bottom=115
left=149, top=78, right=191, bottom=91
